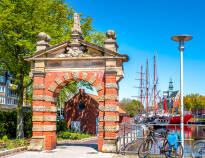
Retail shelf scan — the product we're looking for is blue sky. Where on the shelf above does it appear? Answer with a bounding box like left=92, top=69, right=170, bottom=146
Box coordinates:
left=66, top=0, right=205, bottom=101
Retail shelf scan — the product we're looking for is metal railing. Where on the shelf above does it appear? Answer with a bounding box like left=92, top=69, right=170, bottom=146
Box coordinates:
left=117, top=122, right=205, bottom=157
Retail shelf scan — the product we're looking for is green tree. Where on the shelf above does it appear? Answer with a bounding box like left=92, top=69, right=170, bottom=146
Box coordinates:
left=119, top=98, right=141, bottom=117
left=184, top=94, right=205, bottom=111
left=0, top=0, right=105, bottom=138
left=57, top=80, right=93, bottom=108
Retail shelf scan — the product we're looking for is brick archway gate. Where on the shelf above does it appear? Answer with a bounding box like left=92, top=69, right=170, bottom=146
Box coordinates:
left=25, top=13, right=129, bottom=152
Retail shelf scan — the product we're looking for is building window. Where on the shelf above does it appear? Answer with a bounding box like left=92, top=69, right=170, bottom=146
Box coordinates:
left=78, top=102, right=85, bottom=111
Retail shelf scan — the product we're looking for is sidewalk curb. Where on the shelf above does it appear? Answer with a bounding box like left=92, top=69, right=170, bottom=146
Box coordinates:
left=0, top=146, right=27, bottom=157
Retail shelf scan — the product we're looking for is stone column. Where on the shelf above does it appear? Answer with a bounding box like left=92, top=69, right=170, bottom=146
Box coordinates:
left=101, top=67, right=119, bottom=152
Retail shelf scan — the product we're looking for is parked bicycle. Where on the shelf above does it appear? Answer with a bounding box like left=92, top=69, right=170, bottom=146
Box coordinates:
left=138, top=124, right=183, bottom=158
left=191, top=128, right=205, bottom=158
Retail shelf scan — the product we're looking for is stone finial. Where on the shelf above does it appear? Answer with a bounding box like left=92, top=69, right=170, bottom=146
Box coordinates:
left=104, top=30, right=118, bottom=52
left=72, top=13, right=82, bottom=34
left=106, top=30, right=117, bottom=40
left=71, top=13, right=83, bottom=42
left=36, top=32, right=51, bottom=52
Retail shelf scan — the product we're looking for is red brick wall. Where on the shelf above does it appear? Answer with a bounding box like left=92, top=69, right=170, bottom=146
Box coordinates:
left=64, top=89, right=99, bottom=135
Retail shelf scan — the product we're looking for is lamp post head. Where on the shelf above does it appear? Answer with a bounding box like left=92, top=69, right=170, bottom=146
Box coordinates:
left=171, top=35, right=192, bottom=51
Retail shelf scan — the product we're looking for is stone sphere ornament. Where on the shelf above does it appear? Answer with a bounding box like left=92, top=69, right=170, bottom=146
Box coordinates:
left=38, top=32, right=51, bottom=42
left=106, top=30, right=117, bottom=40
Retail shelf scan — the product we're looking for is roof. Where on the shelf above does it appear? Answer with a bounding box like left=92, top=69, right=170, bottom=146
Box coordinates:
left=68, top=91, right=129, bottom=115
left=119, top=107, right=126, bottom=114
left=24, top=40, right=129, bottom=62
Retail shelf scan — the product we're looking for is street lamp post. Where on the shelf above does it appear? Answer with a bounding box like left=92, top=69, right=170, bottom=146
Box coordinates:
left=171, top=35, right=192, bottom=153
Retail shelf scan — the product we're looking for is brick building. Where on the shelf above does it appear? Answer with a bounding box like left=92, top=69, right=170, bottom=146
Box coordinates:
left=64, top=89, right=130, bottom=135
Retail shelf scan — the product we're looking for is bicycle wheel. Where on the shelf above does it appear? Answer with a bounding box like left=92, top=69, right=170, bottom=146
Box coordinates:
left=138, top=138, right=153, bottom=158
left=164, top=141, right=183, bottom=158
left=192, top=141, right=205, bottom=158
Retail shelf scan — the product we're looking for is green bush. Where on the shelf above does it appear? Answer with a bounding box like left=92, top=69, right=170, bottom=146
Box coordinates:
left=0, top=110, right=32, bottom=139
left=57, top=131, right=92, bottom=140
left=56, top=120, right=67, bottom=133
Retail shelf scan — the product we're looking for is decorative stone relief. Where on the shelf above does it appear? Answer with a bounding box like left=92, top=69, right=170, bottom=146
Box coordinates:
left=48, top=85, right=56, bottom=92
left=55, top=77, right=63, bottom=86
left=88, top=76, right=96, bottom=84
left=71, top=72, right=79, bottom=81
left=63, top=73, right=69, bottom=81
left=82, top=72, right=88, bottom=80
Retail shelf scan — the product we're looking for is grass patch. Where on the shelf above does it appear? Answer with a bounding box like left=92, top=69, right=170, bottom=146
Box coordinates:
left=57, top=131, right=92, bottom=140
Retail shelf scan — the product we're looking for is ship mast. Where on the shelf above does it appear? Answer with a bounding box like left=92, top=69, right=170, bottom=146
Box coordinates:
left=146, top=59, right=149, bottom=113
left=154, top=52, right=156, bottom=111
left=140, top=65, right=143, bottom=114
left=133, top=65, right=145, bottom=114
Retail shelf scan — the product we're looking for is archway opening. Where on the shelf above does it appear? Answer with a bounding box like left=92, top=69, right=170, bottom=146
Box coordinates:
left=56, top=80, right=99, bottom=140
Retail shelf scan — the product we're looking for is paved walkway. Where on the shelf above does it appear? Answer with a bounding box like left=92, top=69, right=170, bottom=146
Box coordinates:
left=9, top=138, right=120, bottom=158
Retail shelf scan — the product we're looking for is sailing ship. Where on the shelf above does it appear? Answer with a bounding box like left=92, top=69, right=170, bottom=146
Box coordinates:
left=135, top=53, right=192, bottom=125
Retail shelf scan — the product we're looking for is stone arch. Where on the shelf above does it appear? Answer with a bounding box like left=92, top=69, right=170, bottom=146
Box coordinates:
left=27, top=13, right=128, bottom=153
left=30, top=70, right=120, bottom=152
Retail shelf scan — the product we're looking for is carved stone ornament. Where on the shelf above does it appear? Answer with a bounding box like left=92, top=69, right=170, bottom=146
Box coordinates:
left=64, top=46, right=90, bottom=57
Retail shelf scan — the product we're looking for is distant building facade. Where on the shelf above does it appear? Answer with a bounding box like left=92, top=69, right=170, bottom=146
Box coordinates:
left=161, top=79, right=179, bottom=112
left=64, top=89, right=130, bottom=135
left=0, top=71, right=18, bottom=110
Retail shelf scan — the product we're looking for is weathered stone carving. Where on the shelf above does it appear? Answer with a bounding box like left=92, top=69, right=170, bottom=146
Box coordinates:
left=88, top=76, right=96, bottom=84
left=36, top=32, right=51, bottom=52
left=63, top=73, right=69, bottom=81
left=48, top=85, right=56, bottom=92
left=82, top=72, right=88, bottom=80
left=55, top=77, right=63, bottom=86
left=71, top=72, right=79, bottom=80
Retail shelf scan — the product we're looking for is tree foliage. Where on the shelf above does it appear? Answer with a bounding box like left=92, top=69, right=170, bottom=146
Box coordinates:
left=57, top=80, right=93, bottom=108
left=119, top=98, right=141, bottom=117
left=184, top=94, right=205, bottom=110
left=0, top=0, right=105, bottom=138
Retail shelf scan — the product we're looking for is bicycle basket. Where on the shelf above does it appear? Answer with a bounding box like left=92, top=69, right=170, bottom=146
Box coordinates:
left=168, top=132, right=181, bottom=150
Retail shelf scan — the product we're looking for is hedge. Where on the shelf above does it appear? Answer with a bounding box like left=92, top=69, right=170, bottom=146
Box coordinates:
left=0, top=110, right=32, bottom=139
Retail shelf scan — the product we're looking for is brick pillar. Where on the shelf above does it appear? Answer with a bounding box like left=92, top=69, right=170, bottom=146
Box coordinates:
left=101, top=71, right=119, bottom=153
left=28, top=73, right=57, bottom=151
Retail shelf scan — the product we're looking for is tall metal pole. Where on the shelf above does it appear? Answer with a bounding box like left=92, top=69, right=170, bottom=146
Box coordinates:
left=180, top=40, right=184, bottom=151
left=171, top=35, right=192, bottom=155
